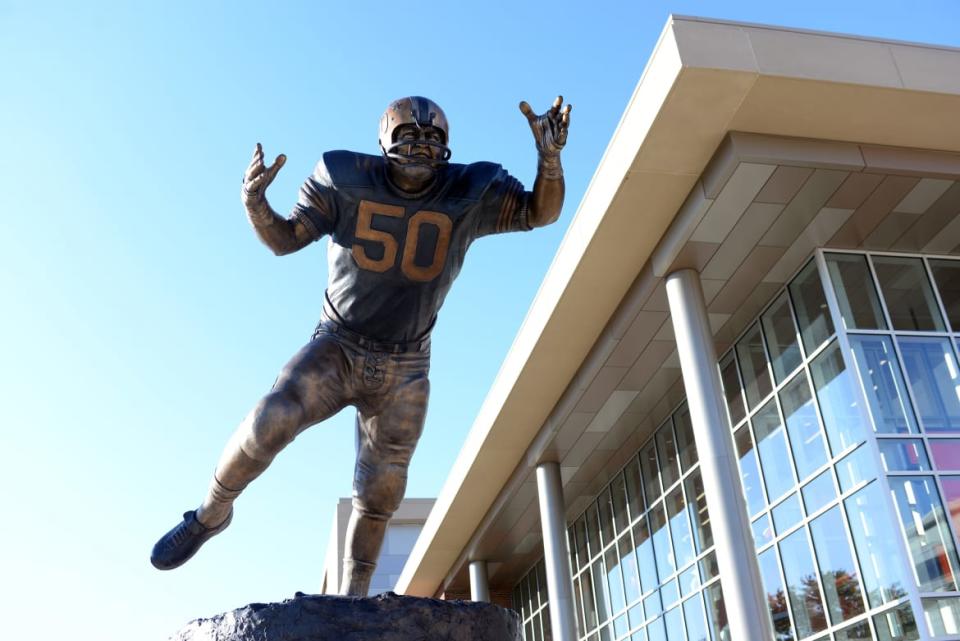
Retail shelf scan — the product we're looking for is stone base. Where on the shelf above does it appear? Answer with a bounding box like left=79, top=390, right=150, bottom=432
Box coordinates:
left=170, top=592, right=522, bottom=641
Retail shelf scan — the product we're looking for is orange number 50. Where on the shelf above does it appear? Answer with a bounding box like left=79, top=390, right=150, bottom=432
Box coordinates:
left=352, top=200, right=452, bottom=282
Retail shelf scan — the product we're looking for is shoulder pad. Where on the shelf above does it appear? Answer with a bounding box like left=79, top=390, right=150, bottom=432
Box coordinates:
left=443, top=161, right=503, bottom=202
left=320, top=150, right=383, bottom=189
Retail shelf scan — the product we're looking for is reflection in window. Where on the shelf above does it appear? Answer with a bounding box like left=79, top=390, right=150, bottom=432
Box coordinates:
left=587, top=503, right=602, bottom=561
left=898, top=337, right=960, bottom=433
left=924, top=597, right=960, bottom=636
left=738, top=322, right=774, bottom=409
left=592, top=557, right=612, bottom=625
left=801, top=470, right=836, bottom=516
left=810, top=341, right=868, bottom=455
left=844, top=482, right=909, bottom=608
left=598, top=488, right=615, bottom=548
left=929, top=440, right=960, bottom=471
left=938, top=477, right=960, bottom=557
left=719, top=351, right=746, bottom=427
left=779, top=527, right=829, bottom=638
left=618, top=534, right=642, bottom=607
left=666, top=488, right=695, bottom=571
left=873, top=255, right=945, bottom=332
left=833, top=620, right=871, bottom=640
left=809, top=507, right=866, bottom=624
left=580, top=570, right=598, bottom=630
left=825, top=253, right=887, bottom=330
left=673, top=404, right=698, bottom=472
left=683, top=594, right=709, bottom=641
left=780, top=373, right=829, bottom=481
left=575, top=516, right=589, bottom=572
left=848, top=335, right=917, bottom=434
left=640, top=444, right=662, bottom=507
left=704, top=583, right=728, bottom=641
left=736, top=425, right=766, bottom=515
left=877, top=440, right=930, bottom=472
left=754, top=513, right=774, bottom=549
left=929, top=259, right=960, bottom=331
left=684, top=470, right=712, bottom=553
left=656, top=421, right=680, bottom=490
left=632, top=517, right=659, bottom=595
left=605, top=545, right=626, bottom=617
left=611, top=473, right=630, bottom=533
left=650, top=504, right=674, bottom=584
left=872, top=602, right=919, bottom=641
left=836, top=445, right=876, bottom=493
left=789, top=259, right=835, bottom=353
left=762, top=291, right=804, bottom=383
left=754, top=398, right=796, bottom=503
left=624, top=456, right=644, bottom=520
left=772, top=493, right=803, bottom=535
left=758, top=546, right=795, bottom=641
left=888, top=476, right=960, bottom=592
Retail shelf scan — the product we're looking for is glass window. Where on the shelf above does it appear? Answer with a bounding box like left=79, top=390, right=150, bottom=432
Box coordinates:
left=611, top=473, right=630, bottom=533
left=587, top=503, right=602, bottom=560
left=683, top=595, right=709, bottom=641
left=641, top=444, right=662, bottom=507
left=930, top=440, right=960, bottom=471
left=888, top=476, right=960, bottom=592
left=809, top=507, right=866, bottom=624
left=630, top=628, right=647, bottom=641
left=628, top=601, right=645, bottom=629
left=568, top=525, right=579, bottom=573
left=606, top=545, right=627, bottom=617
left=666, top=487, right=695, bottom=571
left=772, top=493, right=803, bottom=535
left=848, top=335, right=918, bottom=434
left=633, top=517, right=659, bottom=595
left=802, top=470, right=836, bottom=515
left=834, top=621, right=872, bottom=640
left=673, top=404, right=698, bottom=472
left=844, top=482, right=910, bottom=608
left=938, top=477, right=960, bottom=556
left=898, top=337, right=960, bottom=433
left=684, top=470, right=712, bottom=553
left=592, top=557, right=613, bottom=624
left=662, top=580, right=680, bottom=609
left=619, top=534, right=642, bottom=607
left=735, top=425, right=766, bottom=515
left=704, top=583, right=728, bottom=641
left=877, top=439, right=930, bottom=472
left=719, top=351, right=746, bottom=428
left=650, top=503, right=675, bottom=584
left=624, top=456, right=645, bottom=520
left=873, top=602, right=919, bottom=641
left=699, top=552, right=719, bottom=583
left=836, top=445, right=876, bottom=493
left=644, top=590, right=663, bottom=620
left=810, top=341, right=869, bottom=455
left=873, top=255, right=945, bottom=331
left=645, top=617, right=666, bottom=641
left=576, top=516, right=590, bottom=571
left=753, top=398, right=796, bottom=502
left=779, top=527, right=829, bottom=637
left=758, top=546, right=795, bottom=641
left=923, top=597, right=960, bottom=636
left=780, top=372, right=830, bottom=481
left=789, top=259, right=835, bottom=353
left=762, top=291, right=804, bottom=383
left=825, top=252, right=887, bottom=330
left=929, top=259, right=960, bottom=331
left=678, top=565, right=699, bottom=597
left=753, top=513, right=774, bottom=549
left=573, top=576, right=587, bottom=637
left=737, top=323, right=774, bottom=409
left=656, top=422, right=680, bottom=490
left=599, top=488, right=615, bottom=548
left=663, top=606, right=684, bottom=641
left=613, top=614, right=628, bottom=640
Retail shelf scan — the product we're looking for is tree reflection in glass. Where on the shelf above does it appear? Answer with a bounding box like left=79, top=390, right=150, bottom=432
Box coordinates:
left=779, top=528, right=828, bottom=637
left=758, top=547, right=795, bottom=641
left=809, top=507, right=866, bottom=624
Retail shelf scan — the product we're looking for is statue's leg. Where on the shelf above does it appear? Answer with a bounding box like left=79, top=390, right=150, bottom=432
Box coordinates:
left=196, top=334, right=352, bottom=527
left=340, top=355, right=430, bottom=596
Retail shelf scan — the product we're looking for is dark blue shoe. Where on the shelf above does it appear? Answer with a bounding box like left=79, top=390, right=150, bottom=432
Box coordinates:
left=150, top=509, right=232, bottom=570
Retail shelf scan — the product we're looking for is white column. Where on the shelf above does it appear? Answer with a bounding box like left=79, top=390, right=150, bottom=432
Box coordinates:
left=536, top=462, right=578, bottom=641
left=666, top=269, right=772, bottom=641
left=469, top=560, right=491, bottom=602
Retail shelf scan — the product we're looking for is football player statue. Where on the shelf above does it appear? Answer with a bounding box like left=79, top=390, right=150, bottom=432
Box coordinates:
left=151, top=95, right=572, bottom=596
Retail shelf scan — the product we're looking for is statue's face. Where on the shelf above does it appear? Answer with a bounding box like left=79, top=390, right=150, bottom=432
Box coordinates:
left=392, top=124, right=447, bottom=162
left=386, top=124, right=448, bottom=191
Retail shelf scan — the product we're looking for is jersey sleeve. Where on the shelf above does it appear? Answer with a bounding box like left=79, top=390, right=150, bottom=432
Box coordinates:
left=291, top=160, right=338, bottom=241
left=474, top=168, right=532, bottom=238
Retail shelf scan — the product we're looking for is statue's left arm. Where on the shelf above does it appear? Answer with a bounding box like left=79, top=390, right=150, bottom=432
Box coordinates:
left=520, top=96, right=572, bottom=228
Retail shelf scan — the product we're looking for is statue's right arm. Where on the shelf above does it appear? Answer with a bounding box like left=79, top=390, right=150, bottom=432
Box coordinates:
left=241, top=143, right=315, bottom=257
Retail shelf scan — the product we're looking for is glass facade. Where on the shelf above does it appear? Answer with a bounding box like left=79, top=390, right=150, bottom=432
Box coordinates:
left=512, top=251, right=960, bottom=641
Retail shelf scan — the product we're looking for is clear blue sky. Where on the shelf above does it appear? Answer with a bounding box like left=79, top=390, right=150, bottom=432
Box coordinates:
left=2, top=1, right=959, bottom=639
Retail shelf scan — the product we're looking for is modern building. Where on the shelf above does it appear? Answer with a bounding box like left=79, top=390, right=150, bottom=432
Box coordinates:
left=320, top=498, right=434, bottom=596
left=394, top=16, right=960, bottom=641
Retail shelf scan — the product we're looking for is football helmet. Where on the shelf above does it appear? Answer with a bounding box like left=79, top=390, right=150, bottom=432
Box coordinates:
left=379, top=96, right=451, bottom=168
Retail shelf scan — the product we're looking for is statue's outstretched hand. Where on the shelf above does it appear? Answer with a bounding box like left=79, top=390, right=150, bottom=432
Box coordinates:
left=519, top=95, right=572, bottom=157
left=242, top=143, right=286, bottom=208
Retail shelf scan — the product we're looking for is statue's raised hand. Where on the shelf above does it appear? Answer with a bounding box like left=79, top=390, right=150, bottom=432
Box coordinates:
left=519, top=95, right=572, bottom=157
left=242, top=143, right=286, bottom=209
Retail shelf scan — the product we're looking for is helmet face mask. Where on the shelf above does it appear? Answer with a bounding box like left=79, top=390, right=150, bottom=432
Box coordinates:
left=379, top=97, right=451, bottom=185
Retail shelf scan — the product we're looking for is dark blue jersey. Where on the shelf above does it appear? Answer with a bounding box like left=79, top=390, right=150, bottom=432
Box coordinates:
left=292, top=151, right=530, bottom=342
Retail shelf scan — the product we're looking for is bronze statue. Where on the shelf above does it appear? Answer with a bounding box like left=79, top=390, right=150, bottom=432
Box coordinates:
left=152, top=95, right=571, bottom=596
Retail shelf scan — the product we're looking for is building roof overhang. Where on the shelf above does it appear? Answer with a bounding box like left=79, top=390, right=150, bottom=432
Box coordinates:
left=397, top=16, right=960, bottom=597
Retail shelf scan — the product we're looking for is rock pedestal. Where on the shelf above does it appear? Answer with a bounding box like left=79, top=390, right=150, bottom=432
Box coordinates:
left=170, top=592, right=522, bottom=641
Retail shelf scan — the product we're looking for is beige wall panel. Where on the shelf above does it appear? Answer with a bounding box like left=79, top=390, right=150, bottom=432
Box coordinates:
left=730, top=78, right=960, bottom=151
left=724, top=132, right=865, bottom=171
left=553, top=412, right=595, bottom=452
left=830, top=175, right=920, bottom=247
left=672, top=19, right=759, bottom=71
left=894, top=178, right=954, bottom=214
left=765, top=207, right=854, bottom=283
left=654, top=319, right=675, bottom=342
left=890, top=44, right=960, bottom=94
left=652, top=183, right=714, bottom=277
left=864, top=211, right=924, bottom=249
left=709, top=246, right=787, bottom=314
left=755, top=166, right=814, bottom=204
left=826, top=172, right=884, bottom=209
left=745, top=27, right=903, bottom=88
left=624, top=368, right=683, bottom=418
left=643, top=279, right=670, bottom=312
left=714, top=282, right=784, bottom=346
left=667, top=241, right=720, bottom=275
left=702, top=202, right=785, bottom=280
left=892, top=182, right=960, bottom=251
left=586, top=390, right=641, bottom=434
left=563, top=432, right=608, bottom=468
left=620, top=340, right=677, bottom=391
left=862, top=146, right=960, bottom=180
left=702, top=278, right=726, bottom=304
left=759, top=169, right=848, bottom=247
left=573, top=366, right=630, bottom=413
left=924, top=214, right=960, bottom=254
left=691, top=163, right=776, bottom=242
left=606, top=310, right=670, bottom=368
